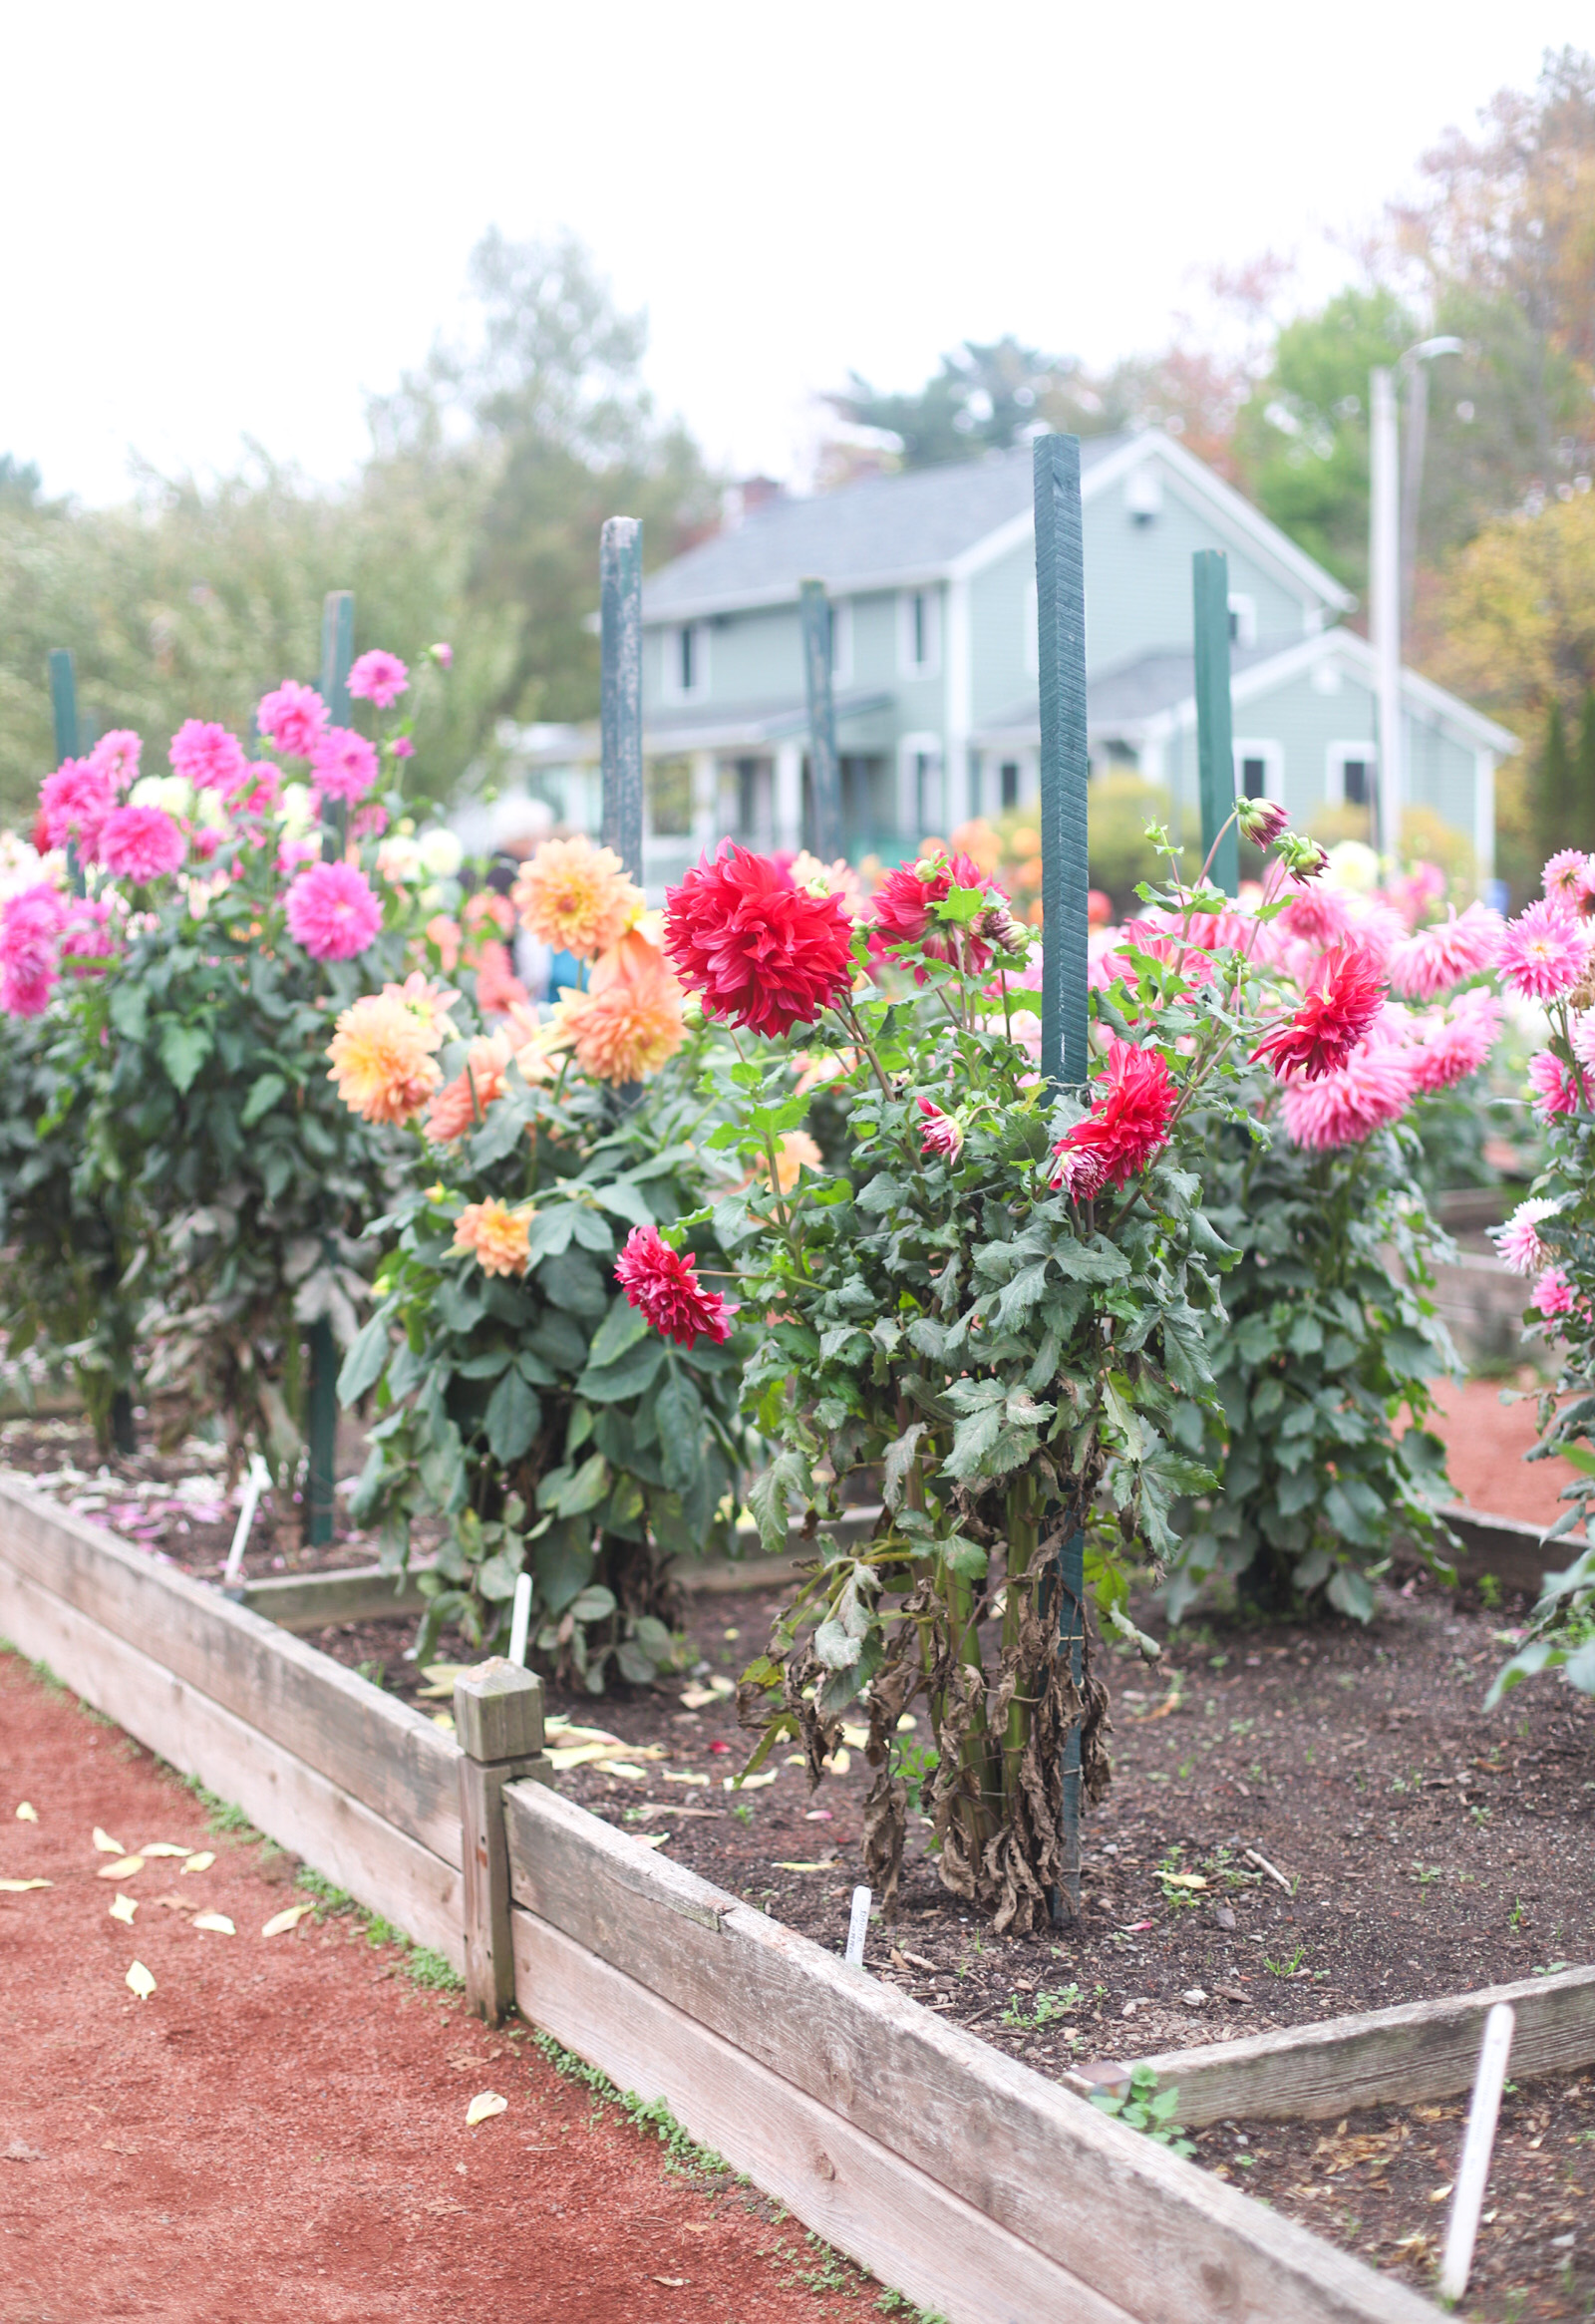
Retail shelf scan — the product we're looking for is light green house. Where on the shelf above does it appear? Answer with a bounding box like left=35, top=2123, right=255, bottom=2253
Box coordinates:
left=504, top=432, right=1514, bottom=893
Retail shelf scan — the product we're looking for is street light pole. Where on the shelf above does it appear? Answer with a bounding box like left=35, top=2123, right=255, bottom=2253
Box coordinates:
left=1370, top=335, right=1462, bottom=865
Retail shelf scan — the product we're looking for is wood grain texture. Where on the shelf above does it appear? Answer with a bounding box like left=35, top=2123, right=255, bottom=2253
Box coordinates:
left=510, top=1905, right=1135, bottom=2324
left=453, top=1657, right=545, bottom=1762
left=503, top=1781, right=1436, bottom=2324
left=0, top=1558, right=463, bottom=1962
left=0, top=1479, right=461, bottom=1866
left=1137, top=1967, right=1595, bottom=2128
left=239, top=1562, right=432, bottom=1631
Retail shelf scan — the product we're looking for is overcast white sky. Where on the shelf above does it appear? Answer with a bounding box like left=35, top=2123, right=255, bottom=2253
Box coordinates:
left=0, top=2, right=1580, bottom=503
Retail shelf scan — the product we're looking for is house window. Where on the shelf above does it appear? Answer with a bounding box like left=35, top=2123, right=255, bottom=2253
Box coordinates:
left=647, top=756, right=692, bottom=837
left=1227, top=594, right=1257, bottom=649
left=1327, top=743, right=1377, bottom=811
left=1232, top=739, right=1283, bottom=805
left=898, top=589, right=940, bottom=676
left=667, top=623, right=707, bottom=699
left=900, top=733, right=943, bottom=835
left=1001, top=761, right=1021, bottom=810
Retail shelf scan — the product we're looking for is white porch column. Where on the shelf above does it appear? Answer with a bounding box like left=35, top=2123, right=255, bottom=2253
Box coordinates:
left=944, top=574, right=973, bottom=828
left=1474, top=750, right=1497, bottom=887
left=774, top=740, right=803, bottom=854
left=690, top=750, right=718, bottom=852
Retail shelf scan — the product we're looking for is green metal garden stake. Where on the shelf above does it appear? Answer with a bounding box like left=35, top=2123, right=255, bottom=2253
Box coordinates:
left=1193, top=550, right=1237, bottom=895
left=799, top=578, right=841, bottom=863
left=47, top=649, right=88, bottom=900
left=304, top=590, right=356, bottom=1547
left=599, top=518, right=644, bottom=887
left=1033, top=435, right=1091, bottom=1917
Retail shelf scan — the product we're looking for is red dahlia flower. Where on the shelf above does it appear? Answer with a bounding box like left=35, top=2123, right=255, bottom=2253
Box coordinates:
left=664, top=845, right=853, bottom=1037
left=869, top=848, right=1000, bottom=977
left=1048, top=1037, right=1177, bottom=1199
left=1250, top=944, right=1386, bottom=1083
left=614, top=1225, right=732, bottom=1349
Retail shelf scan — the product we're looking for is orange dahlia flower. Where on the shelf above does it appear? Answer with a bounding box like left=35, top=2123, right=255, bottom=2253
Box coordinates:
left=543, top=929, right=685, bottom=1085
left=513, top=834, right=642, bottom=960
left=425, top=1032, right=512, bottom=1144
left=326, top=974, right=453, bottom=1125
left=453, top=1198, right=533, bottom=1277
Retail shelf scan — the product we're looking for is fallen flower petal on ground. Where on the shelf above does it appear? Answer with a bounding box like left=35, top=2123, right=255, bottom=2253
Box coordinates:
left=261, top=1901, right=317, bottom=1938
left=125, top=1961, right=156, bottom=2000
left=466, top=2091, right=508, bottom=2127
left=191, top=1911, right=236, bottom=1935
left=108, top=1892, right=137, bottom=1924
left=96, top=1855, right=144, bottom=1879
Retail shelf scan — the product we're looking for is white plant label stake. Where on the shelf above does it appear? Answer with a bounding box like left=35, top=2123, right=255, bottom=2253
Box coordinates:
left=508, top=1569, right=532, bottom=1669
left=844, top=1884, right=871, bottom=1969
left=1439, top=2002, right=1515, bottom=2303
left=223, top=1453, right=273, bottom=1585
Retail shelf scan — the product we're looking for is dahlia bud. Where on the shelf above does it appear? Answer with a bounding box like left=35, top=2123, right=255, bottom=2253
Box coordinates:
left=1235, top=797, right=1289, bottom=848
left=973, top=894, right=1026, bottom=954
left=916, top=1098, right=965, bottom=1162
left=1279, top=833, right=1328, bottom=881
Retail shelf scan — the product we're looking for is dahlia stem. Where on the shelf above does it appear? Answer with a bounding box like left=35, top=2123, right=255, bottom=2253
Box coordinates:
left=1000, top=1476, right=1037, bottom=1822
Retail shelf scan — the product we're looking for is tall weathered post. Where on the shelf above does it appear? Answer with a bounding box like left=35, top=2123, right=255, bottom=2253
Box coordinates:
left=304, top=589, right=356, bottom=1547
left=1033, top=434, right=1090, bottom=1915
left=600, top=518, right=644, bottom=887
left=799, top=578, right=842, bottom=864
left=1192, top=549, right=1237, bottom=894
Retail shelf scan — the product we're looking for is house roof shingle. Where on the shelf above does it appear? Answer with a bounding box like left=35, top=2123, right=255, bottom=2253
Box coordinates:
left=644, top=440, right=1127, bottom=620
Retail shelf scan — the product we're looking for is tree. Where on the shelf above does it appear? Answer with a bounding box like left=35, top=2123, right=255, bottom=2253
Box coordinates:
left=1578, top=690, right=1595, bottom=846
left=823, top=336, right=1096, bottom=470
left=1428, top=490, right=1595, bottom=735
left=1536, top=698, right=1577, bottom=858
left=1229, top=286, right=1419, bottom=595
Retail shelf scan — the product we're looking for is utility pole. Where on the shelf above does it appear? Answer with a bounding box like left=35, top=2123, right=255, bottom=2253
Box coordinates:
left=1370, top=368, right=1403, bottom=864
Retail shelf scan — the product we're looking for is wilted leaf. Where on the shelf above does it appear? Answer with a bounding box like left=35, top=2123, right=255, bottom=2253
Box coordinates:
left=724, top=1771, right=779, bottom=1792
left=108, top=1892, right=138, bottom=1924
left=93, top=1827, right=125, bottom=1853
left=262, top=1901, right=318, bottom=1939
left=466, top=2090, right=507, bottom=2127
left=97, top=1856, right=145, bottom=1880
left=0, top=1877, right=51, bottom=1892
left=125, top=1961, right=157, bottom=2000
left=772, top=1858, right=838, bottom=1872
left=137, top=1842, right=190, bottom=1858
left=191, top=1911, right=236, bottom=1935
left=181, top=1852, right=214, bottom=1874
left=14, top=1803, right=38, bottom=1823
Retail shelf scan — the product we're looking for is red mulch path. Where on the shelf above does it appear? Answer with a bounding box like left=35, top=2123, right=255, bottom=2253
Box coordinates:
left=0, top=1654, right=875, bottom=2324
left=1429, top=1374, right=1577, bottom=1529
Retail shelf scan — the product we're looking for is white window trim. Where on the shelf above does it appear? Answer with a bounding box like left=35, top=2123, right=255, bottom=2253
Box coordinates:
left=1325, top=740, right=1378, bottom=809
left=897, top=587, right=941, bottom=678
left=1023, top=579, right=1039, bottom=678
left=898, top=730, right=945, bottom=836
left=660, top=621, right=709, bottom=703
left=829, top=598, right=853, bottom=690
left=1227, top=592, right=1257, bottom=650
left=1232, top=738, right=1284, bottom=806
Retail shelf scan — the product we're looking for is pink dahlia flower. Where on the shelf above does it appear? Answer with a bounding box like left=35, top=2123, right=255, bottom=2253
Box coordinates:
left=99, top=806, right=185, bottom=883
left=1406, top=989, right=1501, bottom=1093
left=1279, top=1041, right=1417, bottom=1150
left=88, top=730, right=142, bottom=791
left=1542, top=850, right=1595, bottom=913
left=256, top=681, right=329, bottom=761
left=1527, top=1049, right=1579, bottom=1119
left=1493, top=1197, right=1561, bottom=1276
left=917, top=1098, right=965, bottom=1162
left=347, top=650, right=409, bottom=709
left=1386, top=901, right=1504, bottom=1000
left=1276, top=883, right=1353, bottom=949
left=232, top=762, right=282, bottom=816
left=310, top=727, right=379, bottom=805
left=1252, top=944, right=1388, bottom=1083
left=1498, top=898, right=1588, bottom=1001
left=284, top=859, right=383, bottom=961
left=1048, top=1037, right=1178, bottom=1198
left=170, top=719, right=248, bottom=794
left=430, top=642, right=453, bottom=670
left=0, top=882, right=68, bottom=1016
left=1531, top=1266, right=1575, bottom=1320
left=391, top=735, right=416, bottom=760
left=39, top=759, right=115, bottom=857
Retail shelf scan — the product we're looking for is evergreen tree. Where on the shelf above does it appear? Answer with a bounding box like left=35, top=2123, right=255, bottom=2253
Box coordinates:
left=1578, top=689, right=1595, bottom=851
left=1536, top=697, right=1574, bottom=860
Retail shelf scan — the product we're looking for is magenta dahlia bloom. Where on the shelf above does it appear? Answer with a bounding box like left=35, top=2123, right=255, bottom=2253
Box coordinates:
left=1252, top=945, right=1387, bottom=1083
left=665, top=844, right=853, bottom=1037
left=869, top=849, right=999, bottom=977
left=310, top=727, right=380, bottom=806
left=284, top=860, right=383, bottom=961
left=87, top=729, right=142, bottom=791
left=169, top=719, right=248, bottom=794
left=347, top=650, right=409, bottom=709
left=39, top=759, right=115, bottom=857
left=1542, top=850, right=1595, bottom=913
left=1048, top=1038, right=1177, bottom=1198
left=1532, top=1266, right=1575, bottom=1320
left=1406, top=989, right=1501, bottom=1094
left=1527, top=1049, right=1579, bottom=1119
left=1278, top=1041, right=1417, bottom=1151
left=100, top=806, right=185, bottom=883
left=256, top=681, right=329, bottom=761
left=614, top=1224, right=732, bottom=1349
left=0, top=882, right=68, bottom=1016
left=1493, top=1197, right=1561, bottom=1276
left=1498, top=898, right=1588, bottom=1001
left=1386, top=902, right=1504, bottom=1000
left=916, top=1098, right=965, bottom=1162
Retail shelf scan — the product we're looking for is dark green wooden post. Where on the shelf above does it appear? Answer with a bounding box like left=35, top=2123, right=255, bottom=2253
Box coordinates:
left=1192, top=550, right=1237, bottom=895
left=304, top=590, right=355, bottom=1546
left=799, top=578, right=841, bottom=862
left=600, top=518, right=644, bottom=887
left=48, top=649, right=88, bottom=901
left=1034, top=435, right=1091, bottom=1917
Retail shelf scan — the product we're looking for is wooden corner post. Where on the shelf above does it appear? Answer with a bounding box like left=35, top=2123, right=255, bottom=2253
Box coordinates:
left=455, top=1658, right=552, bottom=2022
left=1033, top=436, right=1091, bottom=1919
left=799, top=577, right=842, bottom=864
left=600, top=517, right=644, bottom=887
left=1193, top=549, right=1238, bottom=895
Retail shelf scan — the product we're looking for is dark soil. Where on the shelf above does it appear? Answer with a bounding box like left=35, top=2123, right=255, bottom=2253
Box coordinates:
left=0, top=1650, right=885, bottom=2324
